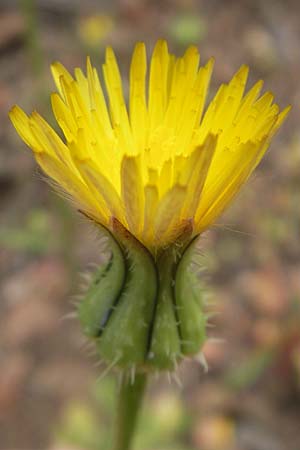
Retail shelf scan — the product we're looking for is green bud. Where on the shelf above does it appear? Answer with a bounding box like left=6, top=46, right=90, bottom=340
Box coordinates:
left=147, top=247, right=181, bottom=371
left=78, top=219, right=209, bottom=374
left=78, top=224, right=126, bottom=337
left=175, top=237, right=207, bottom=356
left=96, top=219, right=157, bottom=369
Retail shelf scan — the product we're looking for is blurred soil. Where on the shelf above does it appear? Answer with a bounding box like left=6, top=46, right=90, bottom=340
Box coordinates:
left=1, top=0, right=300, bottom=449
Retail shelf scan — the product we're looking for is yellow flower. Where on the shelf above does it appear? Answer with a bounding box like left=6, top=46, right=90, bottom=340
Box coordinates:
left=77, top=14, right=114, bottom=47
left=9, top=40, right=289, bottom=253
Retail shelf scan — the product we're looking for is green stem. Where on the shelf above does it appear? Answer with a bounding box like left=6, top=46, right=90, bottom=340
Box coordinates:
left=19, top=0, right=43, bottom=76
left=112, top=372, right=147, bottom=450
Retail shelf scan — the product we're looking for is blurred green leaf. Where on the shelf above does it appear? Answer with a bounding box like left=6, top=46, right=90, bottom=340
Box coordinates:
left=168, top=13, right=207, bottom=45
left=19, top=0, right=44, bottom=75
left=54, top=378, right=190, bottom=450
left=55, top=402, right=107, bottom=450
left=135, top=390, right=187, bottom=449
left=93, top=376, right=116, bottom=416
left=224, top=348, right=276, bottom=390
left=0, top=209, right=56, bottom=254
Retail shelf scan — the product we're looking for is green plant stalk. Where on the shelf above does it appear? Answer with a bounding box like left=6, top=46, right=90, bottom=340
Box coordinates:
left=19, top=0, right=43, bottom=76
left=112, top=372, right=147, bottom=450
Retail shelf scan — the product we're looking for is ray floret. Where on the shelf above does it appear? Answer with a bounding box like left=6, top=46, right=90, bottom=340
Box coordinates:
left=9, top=40, right=290, bottom=252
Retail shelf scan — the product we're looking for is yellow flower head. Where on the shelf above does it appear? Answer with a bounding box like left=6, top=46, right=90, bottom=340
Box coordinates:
left=9, top=40, right=289, bottom=252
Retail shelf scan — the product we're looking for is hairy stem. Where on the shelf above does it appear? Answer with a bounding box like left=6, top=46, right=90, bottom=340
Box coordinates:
left=112, top=372, right=147, bottom=450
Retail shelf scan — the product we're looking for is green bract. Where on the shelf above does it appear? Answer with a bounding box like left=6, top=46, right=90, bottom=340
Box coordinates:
left=78, top=219, right=208, bottom=373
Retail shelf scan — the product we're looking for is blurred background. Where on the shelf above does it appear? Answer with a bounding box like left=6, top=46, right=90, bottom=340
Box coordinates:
left=1, top=0, right=300, bottom=449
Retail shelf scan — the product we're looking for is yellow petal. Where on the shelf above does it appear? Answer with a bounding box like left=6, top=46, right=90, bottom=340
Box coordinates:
left=129, top=42, right=147, bottom=150
left=195, top=138, right=267, bottom=231
left=153, top=184, right=187, bottom=246
left=9, top=106, right=41, bottom=151
left=142, top=184, right=159, bottom=245
left=181, top=134, right=217, bottom=219
left=51, top=61, right=74, bottom=98
left=75, top=158, right=124, bottom=222
left=121, top=155, right=144, bottom=234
